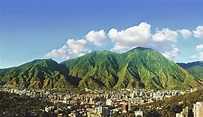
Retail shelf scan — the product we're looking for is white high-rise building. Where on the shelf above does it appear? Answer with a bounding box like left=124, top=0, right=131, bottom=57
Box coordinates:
left=193, top=102, right=203, bottom=117
left=128, top=100, right=131, bottom=111
left=134, top=110, right=143, bottom=117
left=176, top=113, right=183, bottom=117
left=106, top=99, right=112, bottom=106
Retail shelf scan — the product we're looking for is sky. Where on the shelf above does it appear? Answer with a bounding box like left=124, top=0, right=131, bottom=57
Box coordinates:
left=0, top=0, right=203, bottom=68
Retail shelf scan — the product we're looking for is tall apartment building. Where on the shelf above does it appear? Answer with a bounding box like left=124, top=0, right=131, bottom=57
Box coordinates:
left=193, top=102, right=203, bottom=117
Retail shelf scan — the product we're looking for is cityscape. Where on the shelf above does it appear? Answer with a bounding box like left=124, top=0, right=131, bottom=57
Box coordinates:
left=1, top=0, right=203, bottom=117
left=1, top=86, right=203, bottom=117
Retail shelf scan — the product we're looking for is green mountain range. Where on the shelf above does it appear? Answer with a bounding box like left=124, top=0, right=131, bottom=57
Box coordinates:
left=0, top=59, right=76, bottom=89
left=0, top=47, right=200, bottom=90
left=177, top=61, right=203, bottom=80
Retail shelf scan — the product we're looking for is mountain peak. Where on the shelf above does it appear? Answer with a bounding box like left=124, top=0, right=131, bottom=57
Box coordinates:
left=61, top=47, right=198, bottom=89
left=135, top=46, right=152, bottom=50
left=132, top=46, right=152, bottom=51
left=32, top=58, right=55, bottom=63
left=126, top=46, right=153, bottom=53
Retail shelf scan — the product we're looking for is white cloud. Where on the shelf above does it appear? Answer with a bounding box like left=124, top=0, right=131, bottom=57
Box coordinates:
left=85, top=30, right=106, bottom=46
left=152, top=28, right=178, bottom=42
left=108, top=22, right=151, bottom=52
left=193, top=26, right=203, bottom=38
left=152, top=32, right=167, bottom=42
left=196, top=44, right=203, bottom=51
left=46, top=45, right=69, bottom=59
left=195, top=44, right=203, bottom=61
left=199, top=52, right=203, bottom=61
left=46, top=39, right=89, bottom=59
left=110, top=43, right=132, bottom=52
left=66, top=39, right=88, bottom=54
left=178, top=29, right=192, bottom=39
left=162, top=47, right=181, bottom=59
left=45, top=22, right=203, bottom=62
left=190, top=55, right=197, bottom=59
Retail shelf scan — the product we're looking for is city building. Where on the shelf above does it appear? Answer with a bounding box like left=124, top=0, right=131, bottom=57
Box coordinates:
left=193, top=102, right=203, bottom=117
left=134, top=110, right=143, bottom=117
left=106, top=99, right=112, bottom=106
left=128, top=100, right=131, bottom=111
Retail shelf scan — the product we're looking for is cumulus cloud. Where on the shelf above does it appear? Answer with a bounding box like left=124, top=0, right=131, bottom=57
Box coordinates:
left=162, top=47, right=181, bottom=60
left=196, top=44, right=203, bottom=51
left=178, top=29, right=192, bottom=39
left=45, top=22, right=203, bottom=62
left=85, top=30, right=106, bottom=46
left=193, top=26, right=203, bottom=38
left=46, top=39, right=89, bottom=59
left=108, top=22, right=151, bottom=52
left=150, top=28, right=178, bottom=55
left=46, top=45, right=69, bottom=59
left=66, top=39, right=88, bottom=54
left=111, top=43, right=132, bottom=52
left=152, top=28, right=178, bottom=42
left=152, top=32, right=167, bottom=42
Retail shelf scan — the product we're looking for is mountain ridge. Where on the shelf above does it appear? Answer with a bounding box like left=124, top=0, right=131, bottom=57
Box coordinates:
left=62, top=47, right=199, bottom=89
left=0, top=47, right=200, bottom=90
left=0, top=59, right=76, bottom=89
left=177, top=61, right=203, bottom=80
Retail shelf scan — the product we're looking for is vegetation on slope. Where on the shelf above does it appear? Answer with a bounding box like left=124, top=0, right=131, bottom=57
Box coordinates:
left=177, top=61, right=203, bottom=80
left=0, top=59, right=75, bottom=89
left=62, top=47, right=198, bottom=90
left=136, top=88, right=203, bottom=117
left=0, top=47, right=200, bottom=90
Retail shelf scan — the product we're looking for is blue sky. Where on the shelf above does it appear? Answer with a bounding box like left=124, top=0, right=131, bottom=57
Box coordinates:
left=0, top=0, right=203, bottom=68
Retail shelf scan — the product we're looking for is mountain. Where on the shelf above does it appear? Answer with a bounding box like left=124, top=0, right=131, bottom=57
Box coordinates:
left=61, top=47, right=199, bottom=90
left=0, top=59, right=77, bottom=89
left=0, top=47, right=200, bottom=90
left=177, top=61, right=203, bottom=80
